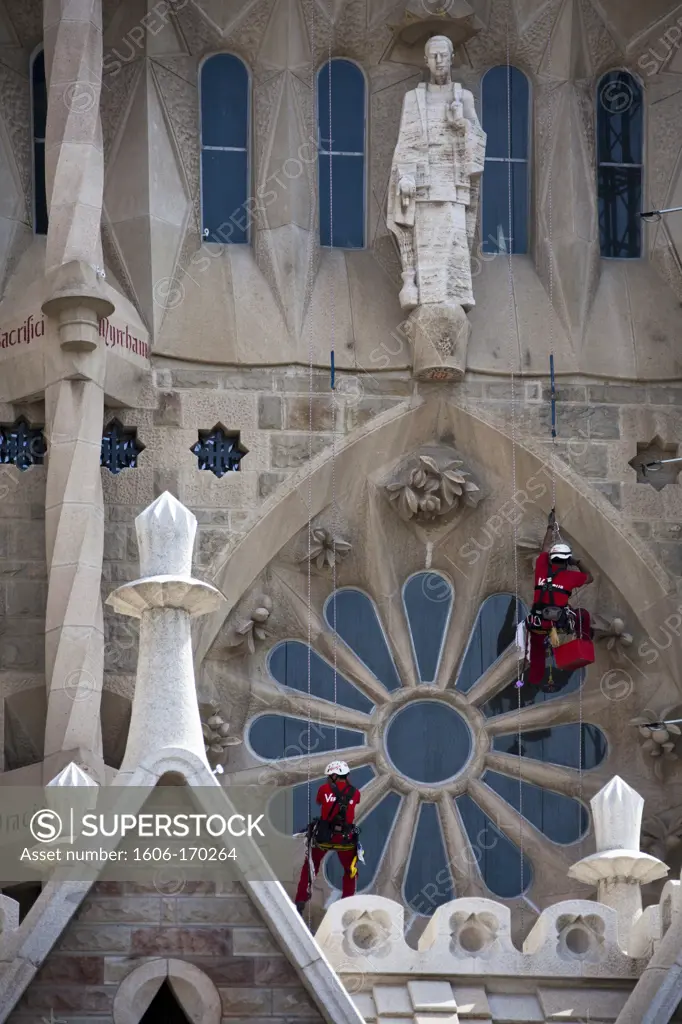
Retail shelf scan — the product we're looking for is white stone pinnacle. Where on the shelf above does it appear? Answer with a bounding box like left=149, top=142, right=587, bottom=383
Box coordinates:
left=591, top=776, right=643, bottom=852
left=135, top=491, right=196, bottom=578
left=46, top=762, right=98, bottom=789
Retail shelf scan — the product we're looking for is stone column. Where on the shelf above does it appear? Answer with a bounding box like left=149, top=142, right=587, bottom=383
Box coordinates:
left=568, top=776, right=668, bottom=951
left=40, top=0, right=111, bottom=781
left=105, top=493, right=224, bottom=779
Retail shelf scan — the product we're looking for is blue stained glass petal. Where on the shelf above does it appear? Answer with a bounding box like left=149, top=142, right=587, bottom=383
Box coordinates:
left=482, top=668, right=583, bottom=718
left=325, top=590, right=402, bottom=692
left=492, top=724, right=607, bottom=769
left=326, top=790, right=401, bottom=893
left=456, top=793, right=532, bottom=898
left=404, top=803, right=455, bottom=914
left=269, top=641, right=374, bottom=713
left=483, top=771, right=588, bottom=844
left=248, top=715, right=365, bottom=761
left=270, top=766, right=376, bottom=836
left=456, top=594, right=527, bottom=693
left=403, top=573, right=453, bottom=683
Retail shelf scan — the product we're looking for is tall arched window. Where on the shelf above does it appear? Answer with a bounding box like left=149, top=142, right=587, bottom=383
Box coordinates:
left=481, top=65, right=530, bottom=255
left=317, top=59, right=366, bottom=248
left=31, top=49, right=48, bottom=235
left=200, top=54, right=249, bottom=244
left=597, top=71, right=642, bottom=259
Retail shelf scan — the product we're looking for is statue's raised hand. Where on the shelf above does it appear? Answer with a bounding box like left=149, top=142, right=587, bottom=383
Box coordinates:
left=446, top=101, right=467, bottom=133
left=398, top=176, right=416, bottom=210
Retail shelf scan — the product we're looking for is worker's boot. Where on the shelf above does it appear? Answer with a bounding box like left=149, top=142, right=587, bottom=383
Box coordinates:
left=296, top=901, right=307, bottom=915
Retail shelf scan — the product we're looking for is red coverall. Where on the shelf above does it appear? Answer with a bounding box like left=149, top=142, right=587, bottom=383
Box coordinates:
left=527, top=552, right=591, bottom=685
left=295, top=779, right=360, bottom=903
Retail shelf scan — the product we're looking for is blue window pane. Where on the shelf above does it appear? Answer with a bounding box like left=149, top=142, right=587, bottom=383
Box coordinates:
left=596, top=71, right=642, bottom=259
left=481, top=161, right=528, bottom=255
left=482, top=667, right=583, bottom=718
left=403, top=573, right=453, bottom=684
left=201, top=150, right=248, bottom=243
left=597, top=72, right=642, bottom=165
left=598, top=167, right=642, bottom=259
left=201, top=54, right=249, bottom=149
left=404, top=803, right=455, bottom=914
left=318, top=59, right=365, bottom=249
left=326, top=790, right=401, bottom=892
left=456, top=793, right=532, bottom=898
left=318, top=59, right=365, bottom=155
left=386, top=702, right=471, bottom=783
left=482, top=65, right=529, bottom=160
left=269, top=641, right=374, bottom=713
left=456, top=595, right=526, bottom=694
left=248, top=715, right=364, bottom=760
left=32, top=51, right=47, bottom=139
left=483, top=771, right=588, bottom=844
left=271, top=765, right=376, bottom=836
left=319, top=154, right=365, bottom=248
left=325, top=590, right=401, bottom=692
left=492, top=723, right=607, bottom=769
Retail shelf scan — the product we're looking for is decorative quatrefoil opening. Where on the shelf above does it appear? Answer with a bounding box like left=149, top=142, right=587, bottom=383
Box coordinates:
left=101, top=419, right=145, bottom=474
left=191, top=424, right=248, bottom=478
left=0, top=417, right=46, bottom=471
left=629, top=436, right=680, bottom=491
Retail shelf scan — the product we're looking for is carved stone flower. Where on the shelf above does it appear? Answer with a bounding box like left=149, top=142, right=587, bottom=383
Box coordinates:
left=450, top=911, right=499, bottom=958
left=556, top=913, right=605, bottom=962
left=299, top=528, right=352, bottom=570
left=631, top=707, right=681, bottom=780
left=386, top=454, right=480, bottom=523
left=233, top=595, right=272, bottom=654
left=642, top=809, right=682, bottom=862
left=592, top=615, right=634, bottom=657
left=341, top=908, right=397, bottom=958
left=201, top=702, right=242, bottom=767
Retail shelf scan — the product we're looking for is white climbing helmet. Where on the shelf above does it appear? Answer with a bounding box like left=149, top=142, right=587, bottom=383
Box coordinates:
left=549, top=542, right=572, bottom=561
left=325, top=760, right=350, bottom=776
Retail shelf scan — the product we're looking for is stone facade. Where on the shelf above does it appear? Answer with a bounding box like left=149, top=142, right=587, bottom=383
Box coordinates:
left=2, top=0, right=682, bottom=1020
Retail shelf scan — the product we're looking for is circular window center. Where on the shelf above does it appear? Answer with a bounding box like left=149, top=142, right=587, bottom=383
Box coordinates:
left=385, top=700, right=472, bottom=783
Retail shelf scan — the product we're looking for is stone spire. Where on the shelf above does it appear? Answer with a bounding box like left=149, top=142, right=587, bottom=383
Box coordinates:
left=105, top=493, right=225, bottom=777
left=568, top=776, right=668, bottom=949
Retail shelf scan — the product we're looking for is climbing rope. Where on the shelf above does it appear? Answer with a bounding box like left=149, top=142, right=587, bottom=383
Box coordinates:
left=504, top=5, right=526, bottom=926
left=305, top=0, right=316, bottom=926
left=328, top=0, right=339, bottom=754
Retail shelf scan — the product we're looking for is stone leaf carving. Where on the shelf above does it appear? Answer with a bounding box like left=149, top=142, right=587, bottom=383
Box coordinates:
left=631, top=707, right=681, bottom=781
left=299, top=528, right=352, bottom=570
left=642, top=807, right=682, bottom=862
left=386, top=452, right=481, bottom=523
left=201, top=702, right=242, bottom=768
left=592, top=614, right=634, bottom=660
left=232, top=595, right=273, bottom=654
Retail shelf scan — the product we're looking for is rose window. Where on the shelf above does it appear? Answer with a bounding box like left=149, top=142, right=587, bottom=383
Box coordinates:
left=247, top=574, right=607, bottom=914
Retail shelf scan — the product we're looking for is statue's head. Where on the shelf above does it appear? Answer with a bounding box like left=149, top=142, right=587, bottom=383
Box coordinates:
left=425, top=35, right=453, bottom=84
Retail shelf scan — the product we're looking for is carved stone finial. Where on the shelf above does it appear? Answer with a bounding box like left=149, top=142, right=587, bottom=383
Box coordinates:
left=569, top=776, right=668, bottom=950
left=136, top=491, right=196, bottom=578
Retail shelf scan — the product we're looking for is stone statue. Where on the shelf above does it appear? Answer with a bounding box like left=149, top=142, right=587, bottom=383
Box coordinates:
left=387, top=35, right=486, bottom=381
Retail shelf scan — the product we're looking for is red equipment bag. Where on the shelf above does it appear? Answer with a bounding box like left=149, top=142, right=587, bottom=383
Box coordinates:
left=553, top=637, right=595, bottom=671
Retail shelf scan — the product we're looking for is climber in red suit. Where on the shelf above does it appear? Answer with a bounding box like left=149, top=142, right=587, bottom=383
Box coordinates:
left=295, top=760, right=360, bottom=912
left=526, top=510, right=593, bottom=685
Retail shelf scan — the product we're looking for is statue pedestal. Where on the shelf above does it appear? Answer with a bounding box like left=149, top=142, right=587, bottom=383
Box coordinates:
left=406, top=303, right=470, bottom=381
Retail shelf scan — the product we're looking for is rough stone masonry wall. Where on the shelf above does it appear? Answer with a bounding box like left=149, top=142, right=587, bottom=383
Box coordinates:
left=0, top=399, right=46, bottom=774
left=465, top=380, right=682, bottom=583
left=6, top=879, right=324, bottom=1023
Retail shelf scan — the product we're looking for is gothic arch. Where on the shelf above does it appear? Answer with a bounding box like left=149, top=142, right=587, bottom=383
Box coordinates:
left=112, top=958, right=221, bottom=1024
